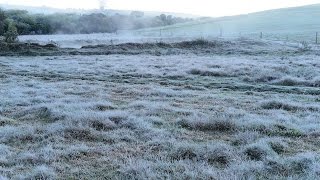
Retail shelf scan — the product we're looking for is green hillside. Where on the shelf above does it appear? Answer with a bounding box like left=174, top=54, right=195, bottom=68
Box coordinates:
left=136, top=4, right=320, bottom=43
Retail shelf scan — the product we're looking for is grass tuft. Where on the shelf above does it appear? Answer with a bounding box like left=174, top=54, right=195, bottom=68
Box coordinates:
left=170, top=143, right=198, bottom=161
left=187, top=68, right=228, bottom=77
left=64, top=128, right=96, bottom=141
left=268, top=140, right=288, bottom=154
left=244, top=144, right=271, bottom=161
left=261, top=101, right=300, bottom=112
left=205, top=144, right=236, bottom=167
left=177, top=115, right=237, bottom=132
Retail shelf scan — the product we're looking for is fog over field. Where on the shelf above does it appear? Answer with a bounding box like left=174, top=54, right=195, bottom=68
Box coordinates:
left=0, top=1, right=320, bottom=179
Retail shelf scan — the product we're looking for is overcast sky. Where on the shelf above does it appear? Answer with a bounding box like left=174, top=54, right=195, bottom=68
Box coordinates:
left=1, top=0, right=320, bottom=17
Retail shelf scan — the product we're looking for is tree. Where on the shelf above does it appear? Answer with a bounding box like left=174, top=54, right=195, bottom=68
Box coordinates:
left=130, top=11, right=144, bottom=18
left=4, top=21, right=18, bottom=43
left=160, top=14, right=167, bottom=22
left=0, top=9, right=7, bottom=35
left=79, top=13, right=117, bottom=33
left=34, top=15, right=52, bottom=34
left=166, top=15, right=173, bottom=25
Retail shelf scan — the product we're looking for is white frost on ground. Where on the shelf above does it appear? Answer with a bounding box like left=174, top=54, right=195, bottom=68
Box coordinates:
left=19, top=33, right=194, bottom=48
left=0, top=41, right=320, bottom=179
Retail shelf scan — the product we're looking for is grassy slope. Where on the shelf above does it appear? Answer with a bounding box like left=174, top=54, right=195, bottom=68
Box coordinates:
left=136, top=4, right=320, bottom=41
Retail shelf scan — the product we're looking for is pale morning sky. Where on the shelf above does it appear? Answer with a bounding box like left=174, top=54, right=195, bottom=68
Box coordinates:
left=1, top=0, right=320, bottom=17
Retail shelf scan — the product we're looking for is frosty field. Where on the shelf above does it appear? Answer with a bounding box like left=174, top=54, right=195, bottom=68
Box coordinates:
left=0, top=39, right=320, bottom=179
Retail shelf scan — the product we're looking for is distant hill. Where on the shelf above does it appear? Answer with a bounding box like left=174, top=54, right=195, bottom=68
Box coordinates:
left=136, top=4, right=320, bottom=43
left=0, top=4, right=199, bottom=18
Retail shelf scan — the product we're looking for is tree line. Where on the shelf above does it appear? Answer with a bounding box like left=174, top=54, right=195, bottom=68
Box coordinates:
left=0, top=8, right=192, bottom=40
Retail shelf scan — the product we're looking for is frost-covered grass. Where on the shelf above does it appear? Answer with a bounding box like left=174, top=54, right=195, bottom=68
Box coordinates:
left=0, top=42, right=320, bottom=179
left=18, top=33, right=194, bottom=48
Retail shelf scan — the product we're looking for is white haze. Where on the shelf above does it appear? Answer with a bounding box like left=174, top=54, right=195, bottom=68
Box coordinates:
left=1, top=0, right=320, bottom=17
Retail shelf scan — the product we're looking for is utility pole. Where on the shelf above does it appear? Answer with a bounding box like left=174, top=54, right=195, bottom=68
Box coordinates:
left=316, top=32, right=318, bottom=44
left=260, top=32, right=263, bottom=39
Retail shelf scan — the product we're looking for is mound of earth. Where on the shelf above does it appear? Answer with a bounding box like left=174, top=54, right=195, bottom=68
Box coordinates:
left=0, top=39, right=311, bottom=56
left=0, top=42, right=60, bottom=56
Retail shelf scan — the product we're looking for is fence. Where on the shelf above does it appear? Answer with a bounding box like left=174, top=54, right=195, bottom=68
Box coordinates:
left=133, top=25, right=320, bottom=44
left=138, top=30, right=320, bottom=44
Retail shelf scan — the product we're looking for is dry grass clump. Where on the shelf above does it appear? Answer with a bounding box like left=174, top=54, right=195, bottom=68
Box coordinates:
left=175, top=39, right=222, bottom=48
left=232, top=131, right=261, bottom=146
left=117, top=145, right=319, bottom=180
left=204, top=144, right=237, bottom=167
left=169, top=143, right=237, bottom=167
left=272, top=76, right=304, bottom=86
left=243, top=141, right=277, bottom=161
left=117, top=158, right=218, bottom=180
left=0, top=116, right=18, bottom=126
left=22, top=165, right=57, bottom=180
left=288, top=154, right=316, bottom=175
left=170, top=143, right=198, bottom=161
left=241, top=119, right=305, bottom=138
left=61, top=144, right=95, bottom=160
left=187, top=68, right=229, bottom=77
left=268, top=139, right=288, bottom=155
left=92, top=104, right=117, bottom=111
left=271, top=124, right=305, bottom=138
left=65, top=111, right=126, bottom=131
left=260, top=100, right=319, bottom=112
left=260, top=101, right=300, bottom=112
left=120, top=151, right=320, bottom=179
left=0, top=72, right=7, bottom=79
left=0, top=125, right=43, bottom=145
left=90, top=120, right=116, bottom=131
left=265, top=153, right=318, bottom=177
left=13, top=151, right=50, bottom=167
left=272, top=76, right=320, bottom=87
left=244, top=146, right=269, bottom=161
left=312, top=76, right=320, bottom=87
left=253, top=74, right=279, bottom=83
left=63, top=127, right=97, bottom=141
left=242, top=138, right=289, bottom=162
left=177, top=114, right=237, bottom=132
left=14, top=106, right=62, bottom=123
left=264, top=158, right=290, bottom=177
